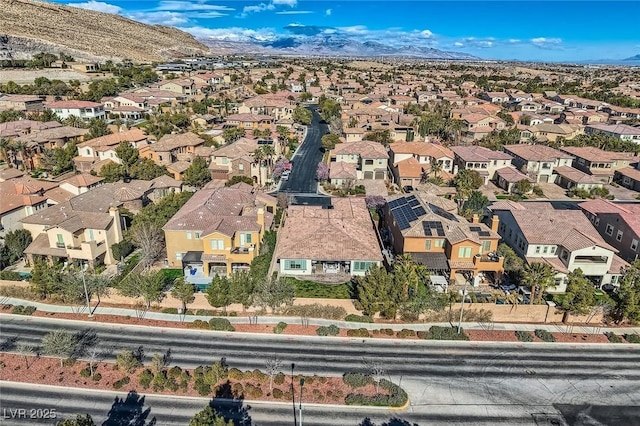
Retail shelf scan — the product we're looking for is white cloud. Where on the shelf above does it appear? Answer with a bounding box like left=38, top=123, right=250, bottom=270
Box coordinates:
left=275, top=10, right=313, bottom=15
left=531, top=37, right=562, bottom=49
left=418, top=30, right=433, bottom=38
left=325, top=8, right=332, bottom=16
left=128, top=11, right=189, bottom=26
left=272, top=0, right=297, bottom=6
left=508, top=39, right=521, bottom=43
left=70, top=1, right=122, bottom=14
left=242, top=2, right=276, bottom=16
left=183, top=26, right=278, bottom=42
left=157, top=1, right=234, bottom=11
left=338, top=25, right=369, bottom=35
left=453, top=41, right=464, bottom=47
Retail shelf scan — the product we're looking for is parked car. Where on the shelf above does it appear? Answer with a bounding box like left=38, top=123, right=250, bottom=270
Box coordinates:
left=403, top=185, right=414, bottom=193
left=499, top=282, right=517, bottom=293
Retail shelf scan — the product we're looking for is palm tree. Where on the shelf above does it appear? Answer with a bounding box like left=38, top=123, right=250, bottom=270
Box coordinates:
left=431, top=160, right=442, bottom=179
left=261, top=144, right=275, bottom=168
left=521, top=262, right=555, bottom=303
left=252, top=148, right=266, bottom=186
left=10, top=140, right=28, bottom=171
left=0, top=137, right=11, bottom=166
left=64, top=115, right=84, bottom=129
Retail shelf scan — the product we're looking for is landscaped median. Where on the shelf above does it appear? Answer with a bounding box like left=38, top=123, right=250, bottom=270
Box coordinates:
left=0, top=352, right=408, bottom=408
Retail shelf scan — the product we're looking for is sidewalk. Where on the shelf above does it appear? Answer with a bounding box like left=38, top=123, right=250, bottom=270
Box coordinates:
left=3, top=296, right=640, bottom=335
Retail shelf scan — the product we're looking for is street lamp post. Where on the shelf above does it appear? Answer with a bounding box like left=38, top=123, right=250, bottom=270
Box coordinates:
left=298, top=378, right=305, bottom=426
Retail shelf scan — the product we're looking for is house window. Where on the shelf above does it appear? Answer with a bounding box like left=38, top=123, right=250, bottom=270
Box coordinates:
left=222, top=158, right=228, bottom=164
left=535, top=246, right=541, bottom=254
left=561, top=250, right=568, bottom=261
left=616, top=230, right=623, bottom=242
left=186, top=232, right=192, bottom=240
left=210, top=239, right=224, bottom=250
left=595, top=218, right=600, bottom=226
left=240, top=233, right=253, bottom=246
left=543, top=246, right=548, bottom=254
left=353, top=261, right=373, bottom=272
left=89, top=229, right=94, bottom=241
left=195, top=232, right=201, bottom=239
left=365, top=159, right=374, bottom=166
left=458, top=246, right=472, bottom=258
left=632, top=239, right=638, bottom=251
left=378, top=160, right=383, bottom=165
left=158, top=155, right=163, bottom=161
left=86, top=149, right=90, bottom=155
left=284, top=260, right=306, bottom=270
left=435, top=239, right=445, bottom=248
left=57, top=234, right=64, bottom=244
left=550, top=246, right=556, bottom=254
left=605, top=224, right=614, bottom=236
left=425, top=240, right=432, bottom=250
left=482, top=241, right=491, bottom=253
left=239, top=163, right=244, bottom=170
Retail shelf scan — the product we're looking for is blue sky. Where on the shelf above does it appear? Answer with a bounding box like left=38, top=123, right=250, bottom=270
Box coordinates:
left=59, top=0, right=640, bottom=61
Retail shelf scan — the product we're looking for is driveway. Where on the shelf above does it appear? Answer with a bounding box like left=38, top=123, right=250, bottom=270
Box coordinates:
left=607, top=183, right=639, bottom=200
left=278, top=106, right=327, bottom=195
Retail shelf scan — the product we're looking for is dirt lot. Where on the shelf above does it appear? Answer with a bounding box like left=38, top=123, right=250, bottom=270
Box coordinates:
left=0, top=69, right=99, bottom=84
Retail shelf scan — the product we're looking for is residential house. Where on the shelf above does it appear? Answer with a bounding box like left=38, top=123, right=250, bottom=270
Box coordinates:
left=388, top=142, right=455, bottom=185
left=140, top=132, right=205, bottom=166
left=59, top=173, right=104, bottom=195
left=553, top=166, right=605, bottom=190
left=275, top=198, right=382, bottom=279
left=494, top=167, right=534, bottom=194
left=163, top=185, right=276, bottom=285
left=74, top=128, right=149, bottom=172
left=10, top=126, right=89, bottom=170
left=225, top=114, right=274, bottom=130
left=0, top=95, right=45, bottom=112
left=237, top=93, right=296, bottom=120
left=488, top=201, right=626, bottom=291
left=479, top=92, right=509, bottom=103
left=159, top=79, right=196, bottom=96
left=207, top=137, right=271, bottom=184
left=614, top=162, right=640, bottom=192
left=559, top=146, right=636, bottom=183
left=343, top=127, right=366, bottom=142
left=383, top=194, right=504, bottom=284
left=520, top=123, right=583, bottom=143
left=585, top=123, right=640, bottom=143
left=503, top=144, right=574, bottom=183
left=330, top=141, right=389, bottom=180
left=580, top=199, right=640, bottom=264
left=0, top=177, right=53, bottom=237
left=46, top=101, right=105, bottom=120
left=451, top=146, right=513, bottom=184
left=461, top=114, right=506, bottom=141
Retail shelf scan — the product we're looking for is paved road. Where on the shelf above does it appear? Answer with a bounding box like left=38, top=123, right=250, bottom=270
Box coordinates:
left=278, top=106, right=327, bottom=195
left=2, top=316, right=640, bottom=425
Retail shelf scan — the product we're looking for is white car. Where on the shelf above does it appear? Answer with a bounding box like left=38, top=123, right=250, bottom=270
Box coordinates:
left=281, top=170, right=291, bottom=180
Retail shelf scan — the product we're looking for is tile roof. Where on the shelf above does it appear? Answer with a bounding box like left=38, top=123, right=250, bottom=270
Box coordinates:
left=560, top=146, right=636, bottom=162
left=46, top=100, right=102, bottom=109
left=331, top=140, right=389, bottom=159
left=495, top=166, right=533, bottom=183
left=329, top=162, right=357, bottom=180
left=615, top=166, right=640, bottom=181
left=390, top=142, right=454, bottom=158
left=78, top=128, right=147, bottom=148
left=504, top=144, right=573, bottom=161
left=451, top=145, right=513, bottom=162
left=153, top=132, right=204, bottom=151
left=274, top=198, right=382, bottom=262
left=61, top=173, right=104, bottom=188
left=554, top=166, right=602, bottom=184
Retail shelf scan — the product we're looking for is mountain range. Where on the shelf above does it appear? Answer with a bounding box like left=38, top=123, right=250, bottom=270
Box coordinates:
left=202, top=35, right=480, bottom=60
left=624, top=54, right=640, bottom=61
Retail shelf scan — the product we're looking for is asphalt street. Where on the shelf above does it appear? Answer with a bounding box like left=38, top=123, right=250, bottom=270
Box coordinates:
left=278, top=105, right=327, bottom=195
left=1, top=315, right=640, bottom=425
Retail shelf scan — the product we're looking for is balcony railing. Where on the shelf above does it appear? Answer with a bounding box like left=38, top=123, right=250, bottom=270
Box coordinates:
left=231, top=246, right=254, bottom=254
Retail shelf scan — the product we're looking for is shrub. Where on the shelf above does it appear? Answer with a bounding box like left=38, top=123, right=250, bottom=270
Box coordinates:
left=316, top=324, right=340, bottom=336
left=343, top=372, right=374, bottom=388
left=274, top=372, right=285, bottom=385
left=195, top=309, right=218, bottom=316
left=209, top=318, right=235, bottom=332
left=345, top=314, right=373, bottom=323
left=186, top=320, right=210, bottom=329
left=346, top=328, right=370, bottom=338
left=0, top=271, right=22, bottom=281
left=62, top=358, right=76, bottom=367
left=396, top=329, right=416, bottom=338
left=272, top=388, right=284, bottom=399
left=11, top=305, right=36, bottom=315
left=245, top=383, right=263, bottom=398
left=345, top=379, right=408, bottom=407
left=194, top=378, right=211, bottom=396
left=532, top=185, right=544, bottom=196
left=379, top=328, right=394, bottom=336
left=79, top=367, right=91, bottom=378
left=515, top=330, right=534, bottom=342
left=111, top=240, right=134, bottom=261
left=274, top=322, right=287, bottom=334
left=604, top=332, right=622, bottom=343
left=116, top=349, right=142, bottom=373
left=534, top=329, right=555, bottom=342
left=251, top=369, right=268, bottom=383
left=92, top=373, right=102, bottom=382
left=113, top=376, right=131, bottom=389
left=161, top=308, right=178, bottom=314
left=624, top=333, right=640, bottom=343
left=423, top=326, right=469, bottom=341
left=281, top=304, right=347, bottom=320
left=231, top=382, right=244, bottom=397
left=139, top=369, right=154, bottom=389
left=228, top=368, right=243, bottom=380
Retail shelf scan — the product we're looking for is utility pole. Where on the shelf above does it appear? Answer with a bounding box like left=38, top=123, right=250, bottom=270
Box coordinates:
left=298, top=378, right=305, bottom=426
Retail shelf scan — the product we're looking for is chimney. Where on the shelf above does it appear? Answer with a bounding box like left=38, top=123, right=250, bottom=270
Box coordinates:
left=109, top=206, right=123, bottom=244
left=491, top=215, right=499, bottom=233
left=472, top=214, right=479, bottom=224
left=257, top=207, right=265, bottom=233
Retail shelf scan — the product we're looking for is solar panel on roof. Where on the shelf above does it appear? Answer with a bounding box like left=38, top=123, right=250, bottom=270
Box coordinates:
left=413, top=207, right=426, bottom=216
left=478, top=231, right=491, bottom=236
left=388, top=199, right=401, bottom=209
left=406, top=195, right=417, bottom=201
left=408, top=199, right=420, bottom=207
left=437, top=228, right=445, bottom=236
left=422, top=222, right=432, bottom=236
left=470, top=226, right=481, bottom=232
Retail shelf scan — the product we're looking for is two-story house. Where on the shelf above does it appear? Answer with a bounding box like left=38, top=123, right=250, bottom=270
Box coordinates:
left=140, top=132, right=205, bottom=166
left=207, top=137, right=272, bottom=185
left=388, top=142, right=455, bottom=186
left=559, top=146, right=636, bottom=184
left=384, top=194, right=504, bottom=285
left=237, top=93, right=296, bottom=120
left=74, top=128, right=149, bottom=173
left=451, top=146, right=513, bottom=184
left=275, top=198, right=383, bottom=279
left=159, top=79, right=196, bottom=96
left=329, top=141, right=389, bottom=183
left=0, top=95, right=45, bottom=112
left=46, top=101, right=105, bottom=121
left=503, top=144, right=574, bottom=183
left=614, top=160, right=640, bottom=192
left=461, top=114, right=506, bottom=141
left=579, top=199, right=640, bottom=264
left=488, top=201, right=626, bottom=292
left=225, top=114, right=274, bottom=130
left=0, top=177, right=53, bottom=238
left=585, top=123, right=640, bottom=143
left=163, top=185, right=276, bottom=286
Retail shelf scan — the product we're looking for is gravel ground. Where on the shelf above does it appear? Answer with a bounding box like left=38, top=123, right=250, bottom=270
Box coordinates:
left=0, top=69, right=99, bottom=84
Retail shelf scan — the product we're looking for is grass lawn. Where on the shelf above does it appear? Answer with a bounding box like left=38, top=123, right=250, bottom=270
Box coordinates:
left=287, top=277, right=353, bottom=299
left=161, top=268, right=183, bottom=282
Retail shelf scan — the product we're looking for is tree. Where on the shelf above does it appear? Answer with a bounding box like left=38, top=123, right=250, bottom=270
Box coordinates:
left=292, top=107, right=312, bottom=125
left=272, top=158, right=290, bottom=179
left=615, top=260, right=640, bottom=324
left=222, top=127, right=245, bottom=144
left=225, top=175, right=254, bottom=187
left=118, top=271, right=168, bottom=309
left=321, top=133, right=341, bottom=151
left=189, top=406, right=233, bottom=426
left=116, top=347, right=143, bottom=373
left=86, top=119, right=112, bottom=140
left=86, top=345, right=104, bottom=377
left=365, top=195, right=386, bottom=211
left=229, top=270, right=255, bottom=311
left=514, top=179, right=532, bottom=195
left=4, top=229, right=32, bottom=263
left=521, top=262, right=555, bottom=303
left=318, top=96, right=341, bottom=122
left=183, top=157, right=211, bottom=188
left=115, top=141, right=139, bottom=178
left=171, top=278, right=195, bottom=313
left=16, top=342, right=35, bottom=369
left=56, top=415, right=97, bottom=426
left=254, top=276, right=295, bottom=313
left=316, top=162, right=329, bottom=181
left=558, top=269, right=597, bottom=323
left=206, top=275, right=232, bottom=314
left=98, top=162, right=125, bottom=183
left=497, top=243, right=524, bottom=279
left=265, top=355, right=282, bottom=392
left=454, top=169, right=483, bottom=202
left=355, top=265, right=394, bottom=317
left=130, top=158, right=167, bottom=181
left=461, top=190, right=490, bottom=219
left=430, top=161, right=442, bottom=179
left=364, top=130, right=392, bottom=147
left=129, top=221, right=164, bottom=268
left=41, top=330, right=78, bottom=367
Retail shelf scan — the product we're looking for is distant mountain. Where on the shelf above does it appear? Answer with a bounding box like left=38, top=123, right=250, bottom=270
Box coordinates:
left=203, top=34, right=479, bottom=60
left=623, top=54, right=640, bottom=61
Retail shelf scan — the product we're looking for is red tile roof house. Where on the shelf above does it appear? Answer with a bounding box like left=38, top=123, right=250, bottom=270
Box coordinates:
left=451, top=146, right=513, bottom=184
left=614, top=162, right=640, bottom=192
left=45, top=100, right=105, bottom=121
left=503, top=144, right=574, bottom=183
left=559, top=146, right=636, bottom=184
left=74, top=128, right=149, bottom=173
left=494, top=166, right=534, bottom=194
left=330, top=141, right=389, bottom=181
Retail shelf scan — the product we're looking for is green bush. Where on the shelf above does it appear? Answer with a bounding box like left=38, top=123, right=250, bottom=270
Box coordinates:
left=11, top=305, right=36, bottom=315
left=194, top=377, right=211, bottom=396
left=624, top=333, right=640, bottom=343
left=346, top=328, right=370, bottom=338
left=379, top=328, right=394, bottom=336
left=79, top=367, right=91, bottom=378
left=274, top=322, right=287, bottom=334
left=281, top=303, right=348, bottom=319
left=0, top=271, right=22, bottom=281
left=139, top=369, right=154, bottom=389
left=422, top=326, right=469, bottom=341
left=604, top=332, right=622, bottom=343
left=345, top=314, right=373, bottom=323
left=272, top=388, right=284, bottom=399
left=274, top=372, right=285, bottom=385
left=209, top=318, right=235, bottom=331
left=187, top=319, right=211, bottom=329
left=161, top=307, right=178, bottom=314
left=228, top=368, right=243, bottom=380
left=344, top=379, right=408, bottom=407
left=534, top=329, right=555, bottom=342
left=244, top=383, right=263, bottom=398
left=62, top=358, right=76, bottom=367
left=113, top=376, right=131, bottom=389
left=343, top=372, right=374, bottom=388
left=515, top=330, right=534, bottom=342
left=92, top=373, right=102, bottom=382
left=195, top=309, right=217, bottom=316
left=316, top=324, right=340, bottom=336
left=396, top=329, right=416, bottom=338
left=111, top=240, right=134, bottom=261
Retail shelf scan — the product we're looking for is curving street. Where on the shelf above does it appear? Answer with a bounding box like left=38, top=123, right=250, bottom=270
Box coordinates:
left=1, top=315, right=640, bottom=425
